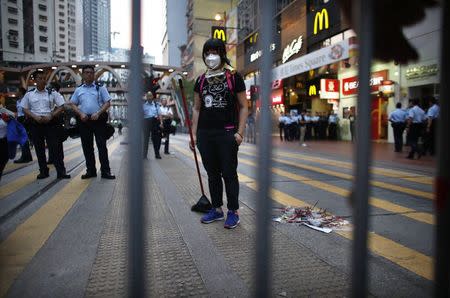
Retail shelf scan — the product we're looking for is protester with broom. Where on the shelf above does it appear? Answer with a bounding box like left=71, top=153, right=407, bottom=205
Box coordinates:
left=189, top=38, right=248, bottom=229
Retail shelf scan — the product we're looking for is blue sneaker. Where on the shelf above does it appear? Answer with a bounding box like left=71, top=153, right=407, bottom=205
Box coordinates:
left=201, top=209, right=224, bottom=224
left=224, top=210, right=240, bottom=229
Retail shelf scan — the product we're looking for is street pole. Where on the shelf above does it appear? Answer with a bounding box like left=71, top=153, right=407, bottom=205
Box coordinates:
left=434, top=1, right=450, bottom=296
left=255, top=0, right=273, bottom=297
left=128, top=0, right=145, bottom=296
left=351, top=0, right=373, bottom=297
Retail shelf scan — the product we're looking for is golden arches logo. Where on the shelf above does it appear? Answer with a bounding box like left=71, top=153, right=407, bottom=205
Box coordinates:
left=313, top=8, right=329, bottom=34
left=213, top=29, right=226, bottom=42
left=309, top=85, right=317, bottom=96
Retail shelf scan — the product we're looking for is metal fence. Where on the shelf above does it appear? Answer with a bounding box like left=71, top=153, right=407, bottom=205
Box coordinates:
left=127, top=0, right=449, bottom=296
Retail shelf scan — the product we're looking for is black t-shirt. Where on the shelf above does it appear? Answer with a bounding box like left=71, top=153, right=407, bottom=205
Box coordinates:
left=194, top=70, right=246, bottom=130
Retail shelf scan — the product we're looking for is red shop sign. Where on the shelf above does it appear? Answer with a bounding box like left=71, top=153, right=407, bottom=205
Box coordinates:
left=342, top=70, right=388, bottom=96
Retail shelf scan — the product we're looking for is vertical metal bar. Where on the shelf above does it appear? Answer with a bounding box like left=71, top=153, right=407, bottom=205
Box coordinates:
left=351, top=0, right=373, bottom=297
left=255, top=0, right=273, bottom=296
left=434, top=1, right=450, bottom=296
left=128, top=0, right=144, bottom=296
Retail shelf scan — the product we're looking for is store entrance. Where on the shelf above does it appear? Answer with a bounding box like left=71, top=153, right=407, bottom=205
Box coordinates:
left=371, top=95, right=388, bottom=140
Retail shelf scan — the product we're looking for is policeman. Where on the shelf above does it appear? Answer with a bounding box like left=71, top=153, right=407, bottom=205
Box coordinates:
left=21, top=70, right=69, bottom=179
left=160, top=97, right=173, bottom=154
left=405, top=98, right=426, bottom=159
left=328, top=112, right=339, bottom=140
left=142, top=92, right=163, bottom=159
left=424, top=96, right=439, bottom=156
left=14, top=87, right=33, bottom=163
left=69, top=65, right=115, bottom=179
left=388, top=102, right=407, bottom=152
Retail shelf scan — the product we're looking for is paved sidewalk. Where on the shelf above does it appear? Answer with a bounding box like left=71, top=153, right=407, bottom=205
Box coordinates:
left=85, top=149, right=350, bottom=297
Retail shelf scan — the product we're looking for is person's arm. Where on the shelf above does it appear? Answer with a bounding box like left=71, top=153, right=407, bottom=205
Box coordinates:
left=190, top=92, right=201, bottom=150
left=235, top=91, right=248, bottom=145
left=91, top=101, right=110, bottom=120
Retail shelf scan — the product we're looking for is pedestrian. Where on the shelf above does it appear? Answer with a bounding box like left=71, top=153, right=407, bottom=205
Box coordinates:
left=312, top=112, right=320, bottom=140
left=299, top=109, right=307, bottom=147
left=191, top=38, right=248, bottom=229
left=389, top=102, right=408, bottom=152
left=69, top=65, right=115, bottom=179
left=424, top=96, right=439, bottom=156
left=284, top=113, right=293, bottom=141
left=405, top=98, right=426, bottom=159
left=348, top=110, right=356, bottom=142
left=117, top=122, right=123, bottom=135
left=160, top=98, right=173, bottom=155
left=142, top=92, right=163, bottom=159
left=14, top=87, right=33, bottom=163
left=305, top=111, right=312, bottom=141
left=0, top=111, right=10, bottom=180
left=246, top=112, right=256, bottom=143
left=21, top=70, right=70, bottom=179
left=278, top=112, right=285, bottom=141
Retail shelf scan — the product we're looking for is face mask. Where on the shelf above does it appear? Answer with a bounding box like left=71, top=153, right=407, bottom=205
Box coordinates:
left=205, top=54, right=221, bottom=69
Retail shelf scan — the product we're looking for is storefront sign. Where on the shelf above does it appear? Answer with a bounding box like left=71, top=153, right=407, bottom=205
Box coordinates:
left=314, top=9, right=329, bottom=34
left=211, top=26, right=227, bottom=42
left=320, top=79, right=340, bottom=99
left=405, top=64, right=438, bottom=80
left=282, top=35, right=303, bottom=63
left=272, top=39, right=349, bottom=81
left=308, top=85, right=317, bottom=96
left=341, top=70, right=388, bottom=96
left=249, top=44, right=276, bottom=63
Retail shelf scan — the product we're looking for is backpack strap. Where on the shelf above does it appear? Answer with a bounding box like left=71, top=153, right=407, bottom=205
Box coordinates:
left=225, top=69, right=235, bottom=94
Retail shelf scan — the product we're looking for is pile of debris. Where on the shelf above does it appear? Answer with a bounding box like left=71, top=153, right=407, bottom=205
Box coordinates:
left=272, top=204, right=350, bottom=233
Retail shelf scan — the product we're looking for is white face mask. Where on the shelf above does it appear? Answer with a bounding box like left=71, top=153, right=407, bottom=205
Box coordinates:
left=205, top=54, right=221, bottom=70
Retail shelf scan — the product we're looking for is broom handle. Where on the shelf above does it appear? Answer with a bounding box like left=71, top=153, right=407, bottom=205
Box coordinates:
left=178, top=79, right=206, bottom=196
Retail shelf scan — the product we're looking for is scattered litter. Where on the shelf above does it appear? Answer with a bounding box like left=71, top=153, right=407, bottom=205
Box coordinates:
left=272, top=205, right=349, bottom=234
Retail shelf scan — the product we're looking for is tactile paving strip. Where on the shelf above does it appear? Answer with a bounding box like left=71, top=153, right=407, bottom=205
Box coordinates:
left=85, top=159, right=208, bottom=297
left=162, top=155, right=350, bottom=297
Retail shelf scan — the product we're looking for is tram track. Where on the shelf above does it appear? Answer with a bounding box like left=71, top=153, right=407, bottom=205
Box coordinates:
left=0, top=158, right=85, bottom=225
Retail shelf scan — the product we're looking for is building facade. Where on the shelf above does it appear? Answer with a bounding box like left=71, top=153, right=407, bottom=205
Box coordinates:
left=0, top=0, right=83, bottom=64
left=161, top=0, right=187, bottom=67
left=83, top=0, right=110, bottom=56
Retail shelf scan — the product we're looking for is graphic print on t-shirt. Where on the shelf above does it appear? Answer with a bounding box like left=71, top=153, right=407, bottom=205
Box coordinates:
left=202, top=81, right=229, bottom=109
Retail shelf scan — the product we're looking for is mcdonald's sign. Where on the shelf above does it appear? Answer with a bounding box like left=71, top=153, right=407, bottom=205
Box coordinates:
left=211, top=26, right=227, bottom=42
left=308, top=85, right=317, bottom=96
left=313, top=8, right=329, bottom=34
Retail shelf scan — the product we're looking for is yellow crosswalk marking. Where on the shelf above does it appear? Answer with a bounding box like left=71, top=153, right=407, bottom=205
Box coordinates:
left=172, top=144, right=433, bottom=281
left=238, top=150, right=434, bottom=200
left=241, top=145, right=433, bottom=185
left=0, top=141, right=120, bottom=297
left=237, top=156, right=434, bottom=225
left=0, top=150, right=83, bottom=200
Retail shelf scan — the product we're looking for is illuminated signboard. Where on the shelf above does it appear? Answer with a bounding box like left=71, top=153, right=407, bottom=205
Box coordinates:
left=211, top=26, right=226, bottom=42
left=314, top=9, right=329, bottom=34
left=308, top=85, right=317, bottom=96
left=282, top=35, right=303, bottom=63
left=320, top=79, right=340, bottom=99
left=342, top=70, right=388, bottom=96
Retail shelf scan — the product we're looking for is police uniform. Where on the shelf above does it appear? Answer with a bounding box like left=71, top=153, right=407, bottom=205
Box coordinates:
left=143, top=100, right=162, bottom=159
left=328, top=114, right=339, bottom=140
left=424, top=104, right=440, bottom=155
left=160, top=104, right=173, bottom=154
left=21, top=88, right=67, bottom=178
left=389, top=108, right=407, bottom=152
left=278, top=115, right=285, bottom=141
left=407, top=105, right=426, bottom=159
left=70, top=83, right=113, bottom=177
